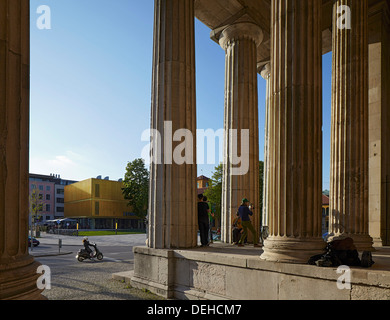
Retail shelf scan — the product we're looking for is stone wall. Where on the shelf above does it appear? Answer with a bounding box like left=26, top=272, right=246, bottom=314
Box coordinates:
left=131, top=246, right=390, bottom=300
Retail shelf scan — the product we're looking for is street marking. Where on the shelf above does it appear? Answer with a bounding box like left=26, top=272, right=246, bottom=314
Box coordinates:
left=102, top=257, right=121, bottom=262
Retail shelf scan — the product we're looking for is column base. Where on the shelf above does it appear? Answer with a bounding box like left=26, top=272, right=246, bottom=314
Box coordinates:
left=0, top=255, right=46, bottom=300
left=260, top=236, right=326, bottom=264
left=371, top=236, right=383, bottom=248
left=327, top=233, right=375, bottom=252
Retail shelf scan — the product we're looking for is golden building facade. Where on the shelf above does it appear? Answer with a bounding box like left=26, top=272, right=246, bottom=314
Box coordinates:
left=65, top=178, right=142, bottom=229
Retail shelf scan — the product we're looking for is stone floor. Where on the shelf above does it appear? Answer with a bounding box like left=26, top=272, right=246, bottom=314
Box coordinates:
left=193, top=242, right=390, bottom=271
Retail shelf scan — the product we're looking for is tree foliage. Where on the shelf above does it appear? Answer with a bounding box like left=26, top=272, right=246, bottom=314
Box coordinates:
left=203, top=161, right=265, bottom=224
left=29, top=188, right=43, bottom=223
left=203, top=163, right=223, bottom=221
left=122, top=158, right=149, bottom=219
left=259, top=160, right=264, bottom=223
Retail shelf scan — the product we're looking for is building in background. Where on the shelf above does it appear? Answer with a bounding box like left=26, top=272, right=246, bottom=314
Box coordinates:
left=322, top=194, right=330, bottom=236
left=197, top=175, right=210, bottom=195
left=64, top=176, right=145, bottom=230
left=29, top=173, right=77, bottom=223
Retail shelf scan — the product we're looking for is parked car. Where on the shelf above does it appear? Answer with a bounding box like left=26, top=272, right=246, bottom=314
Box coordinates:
left=28, top=236, right=40, bottom=247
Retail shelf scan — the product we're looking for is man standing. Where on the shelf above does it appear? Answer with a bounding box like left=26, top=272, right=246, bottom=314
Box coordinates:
left=197, top=194, right=210, bottom=246
left=237, top=198, right=261, bottom=247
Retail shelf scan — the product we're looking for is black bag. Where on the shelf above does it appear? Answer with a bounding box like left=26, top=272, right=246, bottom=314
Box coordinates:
left=361, top=251, right=375, bottom=268
left=308, top=237, right=372, bottom=268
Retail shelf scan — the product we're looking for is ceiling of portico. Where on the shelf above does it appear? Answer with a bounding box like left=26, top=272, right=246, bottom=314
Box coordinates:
left=194, top=0, right=272, bottom=71
left=194, top=0, right=387, bottom=73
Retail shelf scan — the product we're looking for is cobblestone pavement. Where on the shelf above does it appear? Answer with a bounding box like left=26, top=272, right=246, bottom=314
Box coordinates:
left=40, top=259, right=165, bottom=300
left=32, top=233, right=165, bottom=301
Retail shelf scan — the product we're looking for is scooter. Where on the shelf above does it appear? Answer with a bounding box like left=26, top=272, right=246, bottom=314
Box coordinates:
left=76, top=243, right=103, bottom=262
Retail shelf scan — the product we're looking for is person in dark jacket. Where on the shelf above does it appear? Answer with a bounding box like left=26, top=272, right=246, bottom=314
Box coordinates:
left=237, top=198, right=261, bottom=247
left=197, top=193, right=210, bottom=246
left=83, top=237, right=94, bottom=257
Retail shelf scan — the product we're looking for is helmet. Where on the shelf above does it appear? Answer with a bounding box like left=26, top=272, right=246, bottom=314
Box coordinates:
left=83, top=237, right=88, bottom=242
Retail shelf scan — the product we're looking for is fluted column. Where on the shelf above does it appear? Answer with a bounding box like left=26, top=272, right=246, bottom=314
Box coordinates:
left=261, top=64, right=271, bottom=229
left=147, top=0, right=197, bottom=249
left=219, top=23, right=263, bottom=243
left=0, top=0, right=45, bottom=299
left=260, top=0, right=324, bottom=263
left=329, top=0, right=373, bottom=251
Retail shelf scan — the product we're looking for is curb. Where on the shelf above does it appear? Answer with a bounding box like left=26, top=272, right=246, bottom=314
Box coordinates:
left=30, top=251, right=73, bottom=258
left=112, top=270, right=134, bottom=283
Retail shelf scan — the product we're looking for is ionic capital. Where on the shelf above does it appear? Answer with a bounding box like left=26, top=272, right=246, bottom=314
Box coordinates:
left=260, top=63, right=271, bottom=80
left=218, top=22, right=263, bottom=50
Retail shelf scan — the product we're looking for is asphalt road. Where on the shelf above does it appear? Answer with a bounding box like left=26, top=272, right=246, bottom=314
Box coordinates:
left=30, top=233, right=165, bottom=301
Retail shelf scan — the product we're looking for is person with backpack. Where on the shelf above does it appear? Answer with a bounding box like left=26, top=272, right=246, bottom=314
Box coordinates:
left=237, top=198, right=261, bottom=247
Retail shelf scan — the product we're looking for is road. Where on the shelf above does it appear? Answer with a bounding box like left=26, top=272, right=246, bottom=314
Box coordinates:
left=30, top=233, right=165, bottom=300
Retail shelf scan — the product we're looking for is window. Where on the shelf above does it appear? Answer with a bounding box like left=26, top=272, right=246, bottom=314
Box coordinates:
left=46, top=204, right=50, bottom=212
left=56, top=198, right=64, bottom=203
left=95, top=184, right=100, bottom=197
left=46, top=194, right=50, bottom=200
left=56, top=188, right=64, bottom=195
left=95, top=202, right=99, bottom=215
left=39, top=185, right=44, bottom=191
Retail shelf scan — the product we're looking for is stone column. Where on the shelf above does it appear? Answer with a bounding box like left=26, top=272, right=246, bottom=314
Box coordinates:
left=219, top=22, right=263, bottom=243
left=147, top=0, right=197, bottom=249
left=367, top=1, right=390, bottom=246
left=260, top=63, right=271, bottom=229
left=260, top=0, right=324, bottom=263
left=0, top=0, right=44, bottom=299
left=329, top=0, right=374, bottom=251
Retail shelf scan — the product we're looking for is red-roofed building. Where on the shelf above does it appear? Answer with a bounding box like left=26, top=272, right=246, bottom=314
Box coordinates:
left=322, top=194, right=330, bottom=235
left=197, top=175, right=210, bottom=195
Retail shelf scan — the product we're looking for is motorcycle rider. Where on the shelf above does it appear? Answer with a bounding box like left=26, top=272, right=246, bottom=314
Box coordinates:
left=82, top=237, right=94, bottom=258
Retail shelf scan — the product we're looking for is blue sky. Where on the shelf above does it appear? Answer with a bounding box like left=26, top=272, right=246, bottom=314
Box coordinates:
left=29, top=0, right=331, bottom=190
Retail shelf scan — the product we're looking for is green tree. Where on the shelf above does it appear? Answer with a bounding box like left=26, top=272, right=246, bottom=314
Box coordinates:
left=29, top=188, right=43, bottom=239
left=29, top=188, right=43, bottom=220
left=203, top=163, right=223, bottom=221
left=122, top=158, right=149, bottom=219
left=259, top=160, right=264, bottom=225
left=204, top=161, right=265, bottom=225
left=203, top=163, right=223, bottom=222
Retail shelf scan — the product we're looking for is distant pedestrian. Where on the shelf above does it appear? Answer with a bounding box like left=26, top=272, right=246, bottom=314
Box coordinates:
left=237, top=198, right=260, bottom=247
left=197, top=194, right=210, bottom=246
